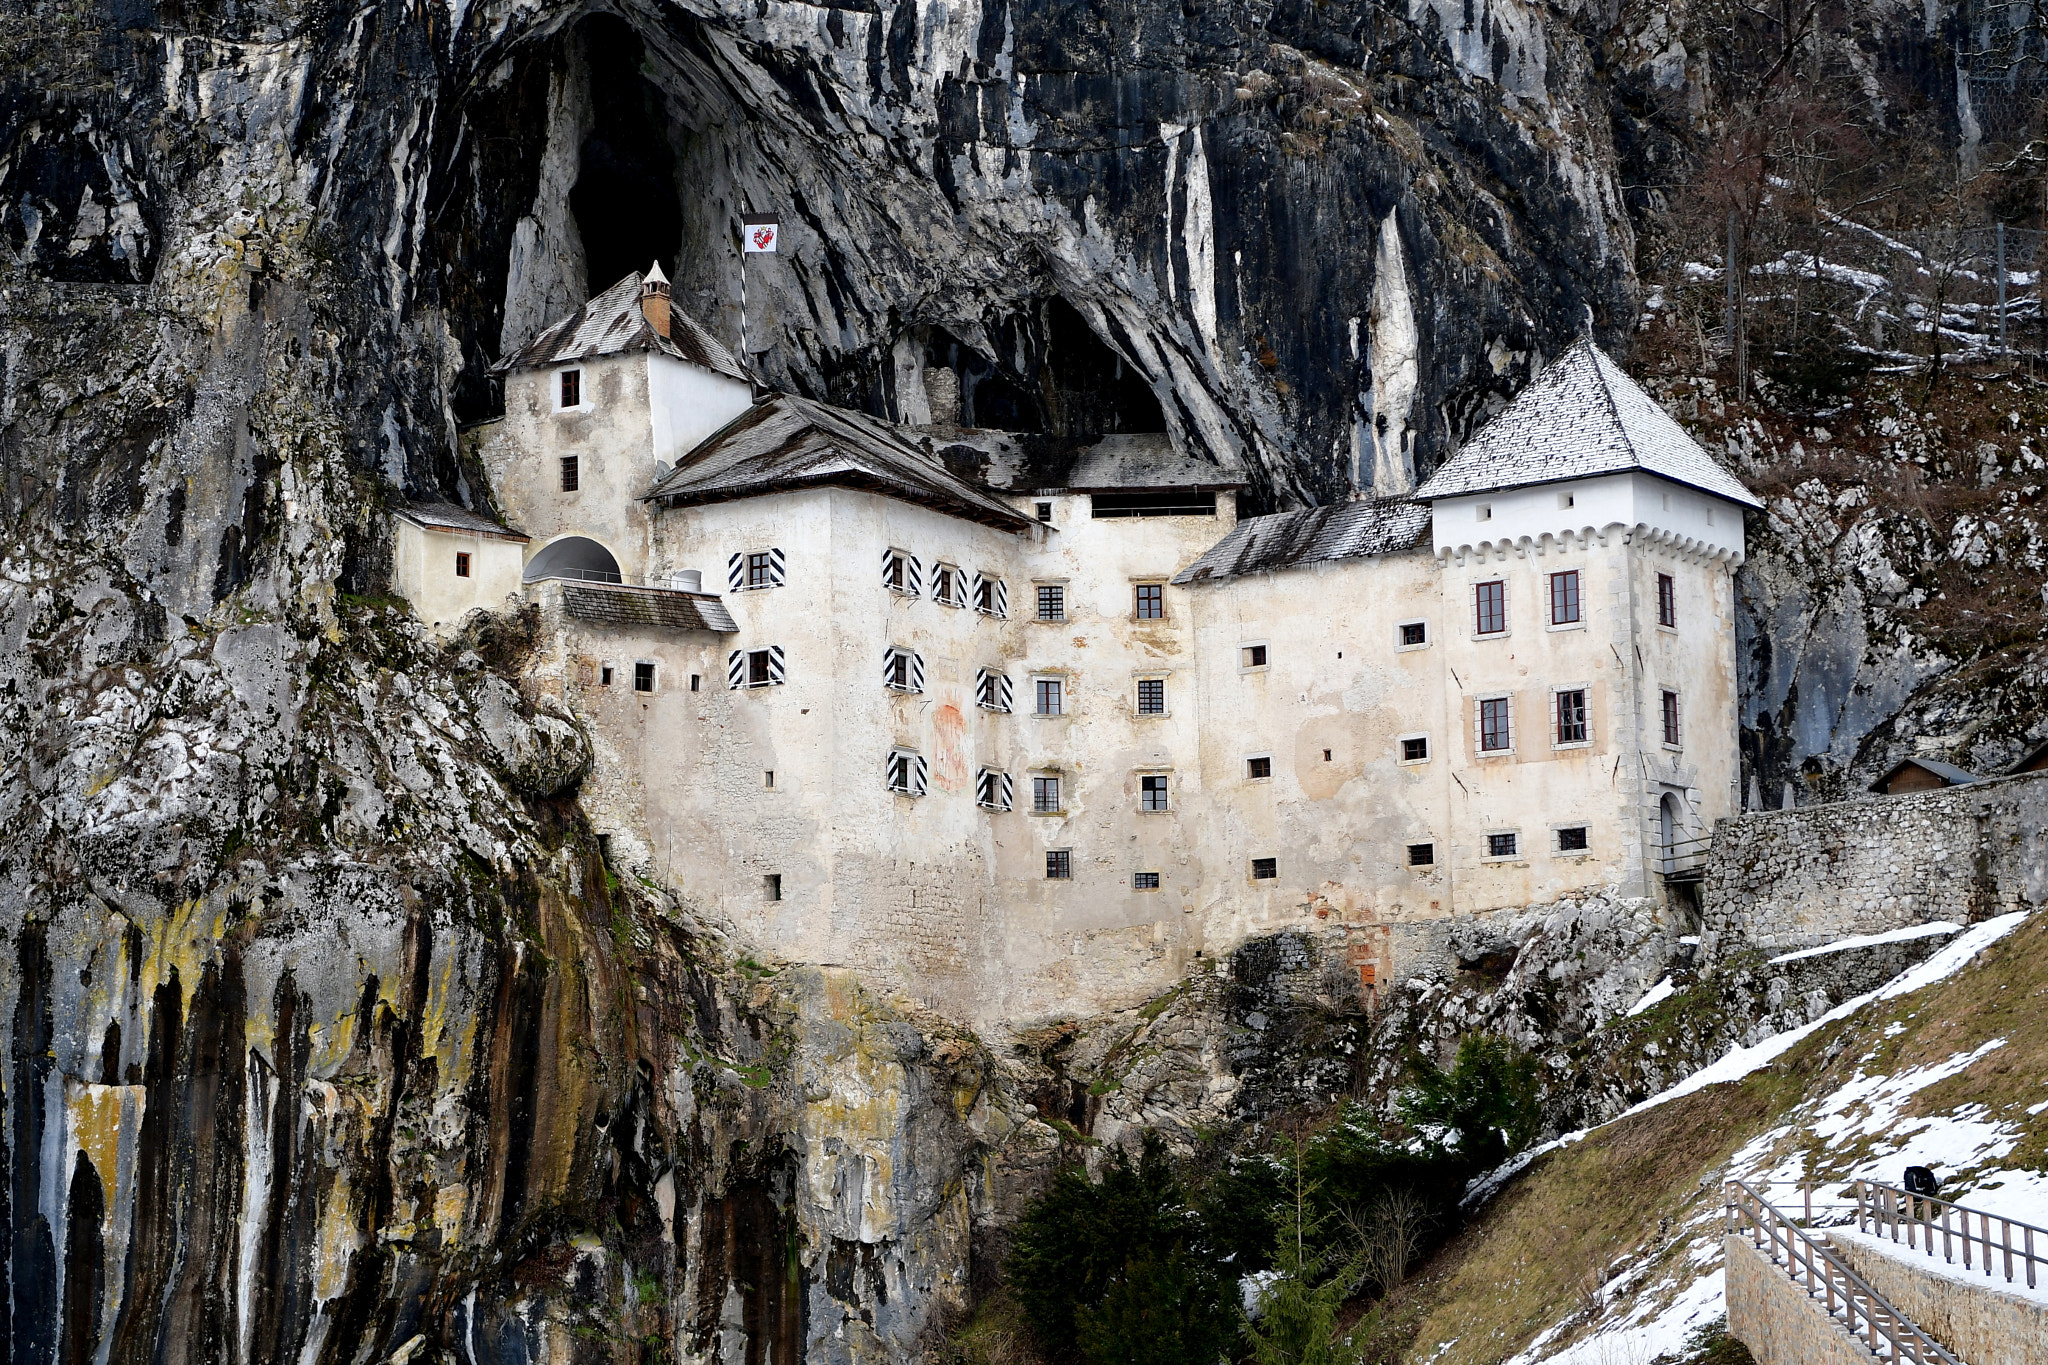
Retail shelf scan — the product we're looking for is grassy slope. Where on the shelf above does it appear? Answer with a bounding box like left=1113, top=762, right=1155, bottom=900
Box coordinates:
left=1386, top=913, right=2048, bottom=1365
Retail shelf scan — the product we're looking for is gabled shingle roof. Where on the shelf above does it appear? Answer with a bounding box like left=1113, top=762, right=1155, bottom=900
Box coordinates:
left=493, top=272, right=749, bottom=383
left=644, top=393, right=1035, bottom=530
left=395, top=498, right=528, bottom=541
left=1172, top=499, right=1431, bottom=585
left=561, top=583, right=738, bottom=633
left=1415, top=340, right=1762, bottom=508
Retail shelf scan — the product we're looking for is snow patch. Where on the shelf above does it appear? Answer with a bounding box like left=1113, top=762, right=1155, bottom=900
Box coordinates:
left=1768, top=921, right=1963, bottom=964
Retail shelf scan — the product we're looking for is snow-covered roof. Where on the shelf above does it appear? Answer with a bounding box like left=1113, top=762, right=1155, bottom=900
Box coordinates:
left=395, top=498, right=528, bottom=541
left=644, top=393, right=1034, bottom=531
left=1415, top=340, right=1763, bottom=509
left=494, top=272, right=748, bottom=383
left=1172, top=499, right=1431, bottom=585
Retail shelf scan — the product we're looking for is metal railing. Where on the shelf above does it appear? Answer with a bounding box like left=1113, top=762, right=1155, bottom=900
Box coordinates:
left=1726, top=1180, right=1964, bottom=1365
left=536, top=566, right=624, bottom=584
left=1853, top=1179, right=2046, bottom=1291
left=1660, top=833, right=1713, bottom=881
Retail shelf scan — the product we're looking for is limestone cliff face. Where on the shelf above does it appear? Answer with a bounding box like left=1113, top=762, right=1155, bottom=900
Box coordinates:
left=0, top=0, right=2003, bottom=1359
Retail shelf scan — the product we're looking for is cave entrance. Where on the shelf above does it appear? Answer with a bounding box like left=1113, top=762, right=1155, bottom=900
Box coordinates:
left=923, top=299, right=1167, bottom=437
left=567, top=14, right=686, bottom=296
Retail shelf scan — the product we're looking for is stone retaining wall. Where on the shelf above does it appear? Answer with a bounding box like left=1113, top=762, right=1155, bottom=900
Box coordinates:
left=1700, top=770, right=2048, bottom=959
left=1724, top=1235, right=1885, bottom=1365
left=1829, top=1226, right=2048, bottom=1365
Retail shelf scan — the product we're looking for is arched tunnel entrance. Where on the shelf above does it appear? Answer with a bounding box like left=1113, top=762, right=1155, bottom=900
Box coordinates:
left=524, top=536, right=622, bottom=584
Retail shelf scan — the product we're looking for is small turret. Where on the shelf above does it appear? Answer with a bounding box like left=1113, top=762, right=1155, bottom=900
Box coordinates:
left=640, top=261, right=671, bottom=339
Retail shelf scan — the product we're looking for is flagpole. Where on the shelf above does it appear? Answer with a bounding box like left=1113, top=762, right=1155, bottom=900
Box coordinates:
left=740, top=233, right=749, bottom=361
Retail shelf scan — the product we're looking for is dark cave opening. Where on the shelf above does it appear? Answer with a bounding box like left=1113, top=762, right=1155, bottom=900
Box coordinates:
left=568, top=14, right=686, bottom=296
left=923, top=299, right=1166, bottom=437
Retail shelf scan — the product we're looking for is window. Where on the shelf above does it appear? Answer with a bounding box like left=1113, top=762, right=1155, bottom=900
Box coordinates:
left=600, top=665, right=613, bottom=687
left=1241, top=644, right=1268, bottom=669
left=1662, top=690, right=1682, bottom=747
left=1474, top=580, right=1506, bottom=635
left=634, top=662, right=655, bottom=693
left=1399, top=621, right=1428, bottom=648
left=976, top=669, right=1014, bottom=713
left=1032, top=776, right=1062, bottom=813
left=933, top=564, right=965, bottom=607
left=1036, top=584, right=1065, bottom=620
left=1140, top=775, right=1170, bottom=811
left=764, top=771, right=775, bottom=788
left=764, top=874, right=782, bottom=901
left=1487, top=832, right=1519, bottom=859
left=729, top=549, right=786, bottom=591
left=1250, top=857, right=1277, bottom=880
left=559, top=369, right=581, bottom=408
left=689, top=674, right=700, bottom=692
left=1479, top=696, right=1512, bottom=752
left=1400, top=736, right=1429, bottom=763
left=1559, top=491, right=1576, bottom=509
left=1036, top=501, right=1053, bottom=522
left=1477, top=503, right=1493, bottom=521
left=885, top=749, right=928, bottom=795
left=1134, top=584, right=1164, bottom=619
left=882, top=549, right=920, bottom=596
left=976, top=768, right=1014, bottom=811
left=1557, top=826, right=1589, bottom=852
left=1246, top=755, right=1272, bottom=780
left=972, top=573, right=1008, bottom=618
left=882, top=647, right=925, bottom=693
left=1657, top=573, right=1677, bottom=628
left=1323, top=749, right=1332, bottom=762
left=1407, top=842, right=1435, bottom=867
left=455, top=552, right=471, bottom=578
left=1555, top=689, right=1588, bottom=745
left=727, top=646, right=787, bottom=689
left=1133, top=871, right=1161, bottom=890
left=1045, top=850, right=1072, bottom=879
left=559, top=456, right=580, bottom=492
left=1136, top=678, right=1166, bottom=715
left=1035, top=678, right=1063, bottom=716
left=1549, top=570, right=1581, bottom=625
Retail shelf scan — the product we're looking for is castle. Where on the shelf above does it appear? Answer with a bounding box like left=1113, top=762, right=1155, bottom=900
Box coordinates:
left=406, top=268, right=1759, bottom=1025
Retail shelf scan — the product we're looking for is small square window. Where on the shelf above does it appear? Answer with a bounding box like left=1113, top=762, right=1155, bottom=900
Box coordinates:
left=1474, top=581, right=1506, bottom=635
left=1399, top=621, right=1427, bottom=647
left=1477, top=503, right=1493, bottom=521
left=600, top=665, right=613, bottom=687
left=1657, top=573, right=1677, bottom=629
left=1033, top=776, right=1062, bottom=812
left=1557, top=826, right=1589, bottom=852
left=1133, top=871, right=1161, bottom=890
left=1250, top=857, right=1277, bottom=880
left=634, top=662, right=655, bottom=693
left=764, top=874, right=782, bottom=901
left=1242, top=644, right=1268, bottom=669
left=1135, top=584, right=1164, bottom=619
left=1046, top=850, right=1072, bottom=879
left=1246, top=755, right=1272, bottom=780
left=1560, top=491, right=1576, bottom=509
left=1140, top=775, right=1169, bottom=811
left=1401, top=736, right=1429, bottom=763
left=455, top=552, right=471, bottom=578
left=560, top=456, right=580, bottom=492
left=1037, top=584, right=1066, bottom=620
left=559, top=369, right=581, bottom=408
left=1136, top=678, right=1166, bottom=714
left=1407, top=842, right=1435, bottom=867
left=1037, top=501, right=1054, bottom=523
left=1035, top=679, right=1063, bottom=716
left=1487, top=832, right=1519, bottom=859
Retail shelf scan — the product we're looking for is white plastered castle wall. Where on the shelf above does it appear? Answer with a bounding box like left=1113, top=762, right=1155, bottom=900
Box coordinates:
left=391, top=519, right=525, bottom=637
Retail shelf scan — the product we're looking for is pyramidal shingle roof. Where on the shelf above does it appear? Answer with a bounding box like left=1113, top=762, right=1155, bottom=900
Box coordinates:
left=1415, top=340, right=1762, bottom=508
left=643, top=393, right=1034, bottom=530
left=493, top=272, right=749, bottom=383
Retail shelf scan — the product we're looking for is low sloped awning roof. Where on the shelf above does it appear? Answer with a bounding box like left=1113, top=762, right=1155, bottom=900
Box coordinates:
left=560, top=583, right=739, bottom=633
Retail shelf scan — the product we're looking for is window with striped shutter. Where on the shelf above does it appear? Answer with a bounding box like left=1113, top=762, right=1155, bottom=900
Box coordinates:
left=882, top=648, right=925, bottom=693
left=976, top=669, right=1013, bottom=712
left=727, top=650, right=746, bottom=689
left=728, top=647, right=788, bottom=689
left=882, top=549, right=921, bottom=596
left=976, top=769, right=1014, bottom=811
left=887, top=749, right=928, bottom=796
left=728, top=549, right=787, bottom=590
left=972, top=574, right=1008, bottom=618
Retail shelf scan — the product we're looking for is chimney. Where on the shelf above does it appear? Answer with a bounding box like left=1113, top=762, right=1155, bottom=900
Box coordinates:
left=641, top=261, right=672, bottom=339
